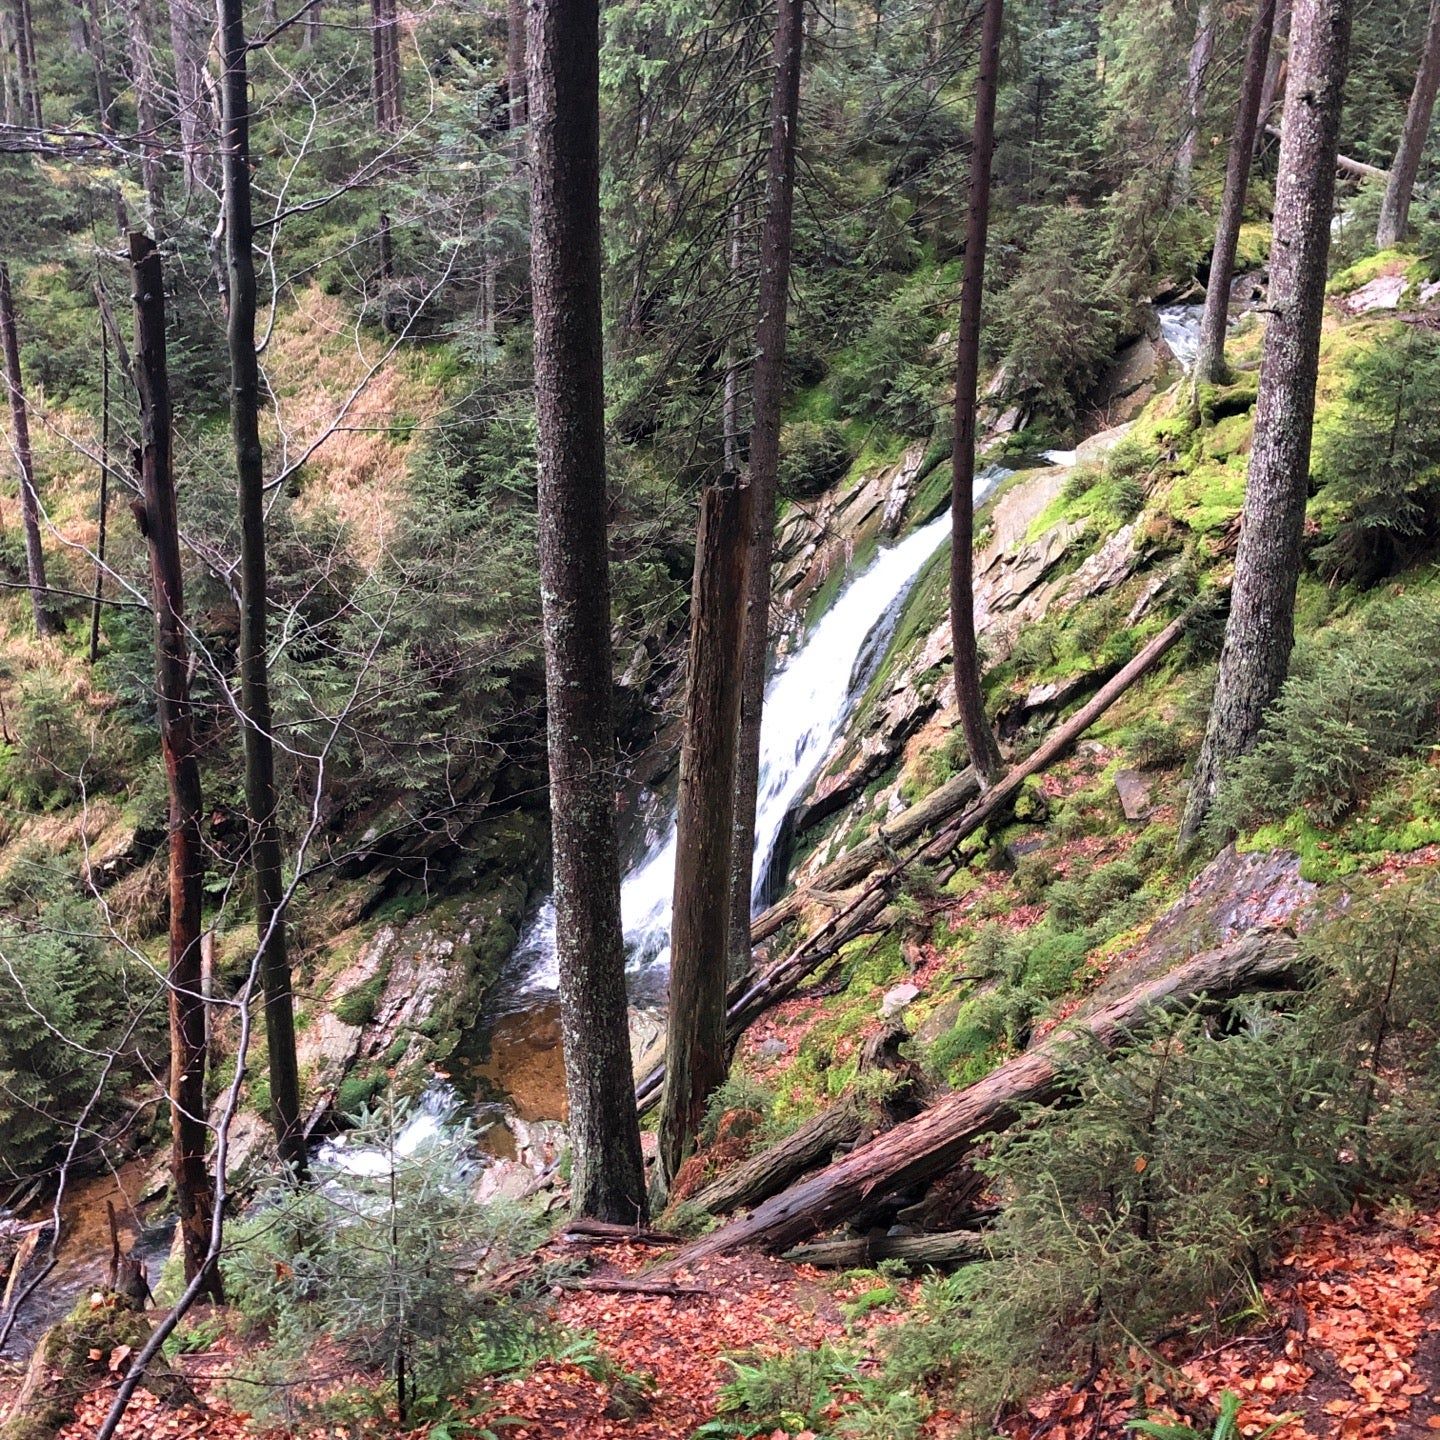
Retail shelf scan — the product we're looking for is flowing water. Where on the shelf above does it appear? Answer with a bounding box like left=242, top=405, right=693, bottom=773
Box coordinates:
left=1158, top=304, right=1204, bottom=372
left=514, top=465, right=1014, bottom=995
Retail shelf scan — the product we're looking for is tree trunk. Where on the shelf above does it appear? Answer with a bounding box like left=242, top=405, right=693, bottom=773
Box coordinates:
left=783, top=1231, right=986, bottom=1269
left=217, top=0, right=307, bottom=1179
left=728, top=0, right=804, bottom=974
left=653, top=932, right=1298, bottom=1265
left=1254, top=0, right=1290, bottom=154
left=661, top=478, right=754, bottom=1182
left=90, top=293, right=110, bottom=663
left=529, top=0, right=648, bottom=1224
left=1175, top=0, right=1216, bottom=200
left=950, top=0, right=1005, bottom=787
left=10, top=0, right=40, bottom=127
left=0, top=261, right=56, bottom=638
left=506, top=0, right=526, bottom=130
left=371, top=0, right=402, bottom=132
left=128, top=232, right=222, bottom=1300
left=301, top=0, right=320, bottom=49
left=1376, top=0, right=1440, bottom=250
left=79, top=0, right=112, bottom=127
left=167, top=0, right=215, bottom=194
left=1181, top=0, right=1353, bottom=847
left=130, top=0, right=166, bottom=228
left=1194, top=0, right=1276, bottom=387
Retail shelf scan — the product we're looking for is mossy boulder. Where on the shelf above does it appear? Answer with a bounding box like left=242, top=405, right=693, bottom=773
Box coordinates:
left=0, top=1294, right=192, bottom=1440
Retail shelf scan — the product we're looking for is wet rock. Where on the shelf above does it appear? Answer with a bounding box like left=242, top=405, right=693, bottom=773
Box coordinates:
left=1090, top=846, right=1318, bottom=1005
left=756, top=1037, right=788, bottom=1060
left=1342, top=274, right=1408, bottom=314
left=880, top=442, right=931, bottom=535
left=881, top=983, right=921, bottom=1017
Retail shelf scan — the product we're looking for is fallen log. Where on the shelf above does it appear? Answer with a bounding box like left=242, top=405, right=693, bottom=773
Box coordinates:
left=634, top=606, right=1194, bottom=1115
left=559, top=1219, right=680, bottom=1247
left=1263, top=123, right=1385, bottom=179
left=648, top=929, right=1297, bottom=1269
left=673, top=1020, right=922, bottom=1218
left=677, top=1102, right=864, bottom=1219
left=783, top=1230, right=987, bottom=1270
left=750, top=767, right=980, bottom=942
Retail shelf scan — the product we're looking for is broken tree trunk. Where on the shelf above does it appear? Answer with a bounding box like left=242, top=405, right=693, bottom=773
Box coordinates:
left=783, top=1230, right=986, bottom=1270
left=634, top=608, right=1193, bottom=1115
left=650, top=931, right=1298, bottom=1268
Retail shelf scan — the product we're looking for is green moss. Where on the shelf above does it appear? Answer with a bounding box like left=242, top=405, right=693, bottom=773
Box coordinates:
left=1326, top=249, right=1426, bottom=298
left=333, top=971, right=387, bottom=1028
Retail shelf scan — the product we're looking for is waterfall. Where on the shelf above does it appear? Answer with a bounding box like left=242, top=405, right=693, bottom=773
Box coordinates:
left=513, top=466, right=1014, bottom=994
left=1158, top=304, right=1204, bottom=372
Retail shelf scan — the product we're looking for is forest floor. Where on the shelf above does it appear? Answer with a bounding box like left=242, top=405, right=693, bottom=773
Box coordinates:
left=32, top=1195, right=1440, bottom=1440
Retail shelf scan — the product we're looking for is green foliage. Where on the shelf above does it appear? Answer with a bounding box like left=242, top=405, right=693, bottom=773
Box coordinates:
left=1129, top=1390, right=1295, bottom=1440
left=1213, top=594, right=1440, bottom=831
left=1312, top=327, right=1440, bottom=584
left=779, top=421, right=858, bottom=500
left=0, top=860, right=158, bottom=1179
left=696, top=1344, right=860, bottom=1438
left=220, top=1093, right=547, bottom=1430
left=887, top=877, right=1440, bottom=1416
left=0, top=674, right=119, bottom=809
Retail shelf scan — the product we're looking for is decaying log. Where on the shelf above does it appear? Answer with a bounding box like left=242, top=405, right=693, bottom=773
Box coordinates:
left=649, top=930, right=1298, bottom=1269
left=783, top=1230, right=987, bottom=1270
left=679, top=1102, right=866, bottom=1218
left=635, top=608, right=1194, bottom=1115
left=674, top=1020, right=923, bottom=1219
left=750, top=767, right=980, bottom=942
left=560, top=1219, right=680, bottom=1247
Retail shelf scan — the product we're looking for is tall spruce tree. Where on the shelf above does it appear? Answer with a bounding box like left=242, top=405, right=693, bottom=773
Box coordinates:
left=1181, top=0, right=1355, bottom=846
left=950, top=0, right=1005, bottom=787
left=529, top=0, right=648, bottom=1222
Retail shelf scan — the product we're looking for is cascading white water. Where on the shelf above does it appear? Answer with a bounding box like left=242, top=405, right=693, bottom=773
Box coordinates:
left=514, top=464, right=1016, bottom=994
left=1158, top=304, right=1204, bottom=373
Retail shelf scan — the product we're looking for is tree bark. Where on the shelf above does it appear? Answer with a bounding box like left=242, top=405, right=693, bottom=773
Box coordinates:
left=0, top=261, right=56, bottom=638
left=217, top=0, right=307, bottom=1178
left=1194, top=0, right=1276, bottom=387
left=1376, top=0, right=1440, bottom=250
left=371, top=0, right=402, bottom=132
left=78, top=0, right=112, bottom=127
left=728, top=0, right=804, bottom=973
left=89, top=291, right=110, bottom=663
left=661, top=478, right=754, bottom=1182
left=950, top=0, right=1005, bottom=787
left=130, top=0, right=166, bottom=229
left=1181, top=0, right=1354, bottom=847
left=128, top=232, right=222, bottom=1300
left=10, top=0, right=40, bottom=127
left=653, top=932, right=1298, bottom=1265
left=167, top=0, right=215, bottom=194
left=1175, top=0, right=1216, bottom=200
left=783, top=1231, right=986, bottom=1269
left=529, top=0, right=648, bottom=1224
left=679, top=1103, right=865, bottom=1217
left=1254, top=0, right=1290, bottom=154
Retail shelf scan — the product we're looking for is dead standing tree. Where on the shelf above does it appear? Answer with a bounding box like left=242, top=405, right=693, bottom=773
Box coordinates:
left=128, top=231, right=222, bottom=1300
left=0, top=259, right=57, bottom=637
